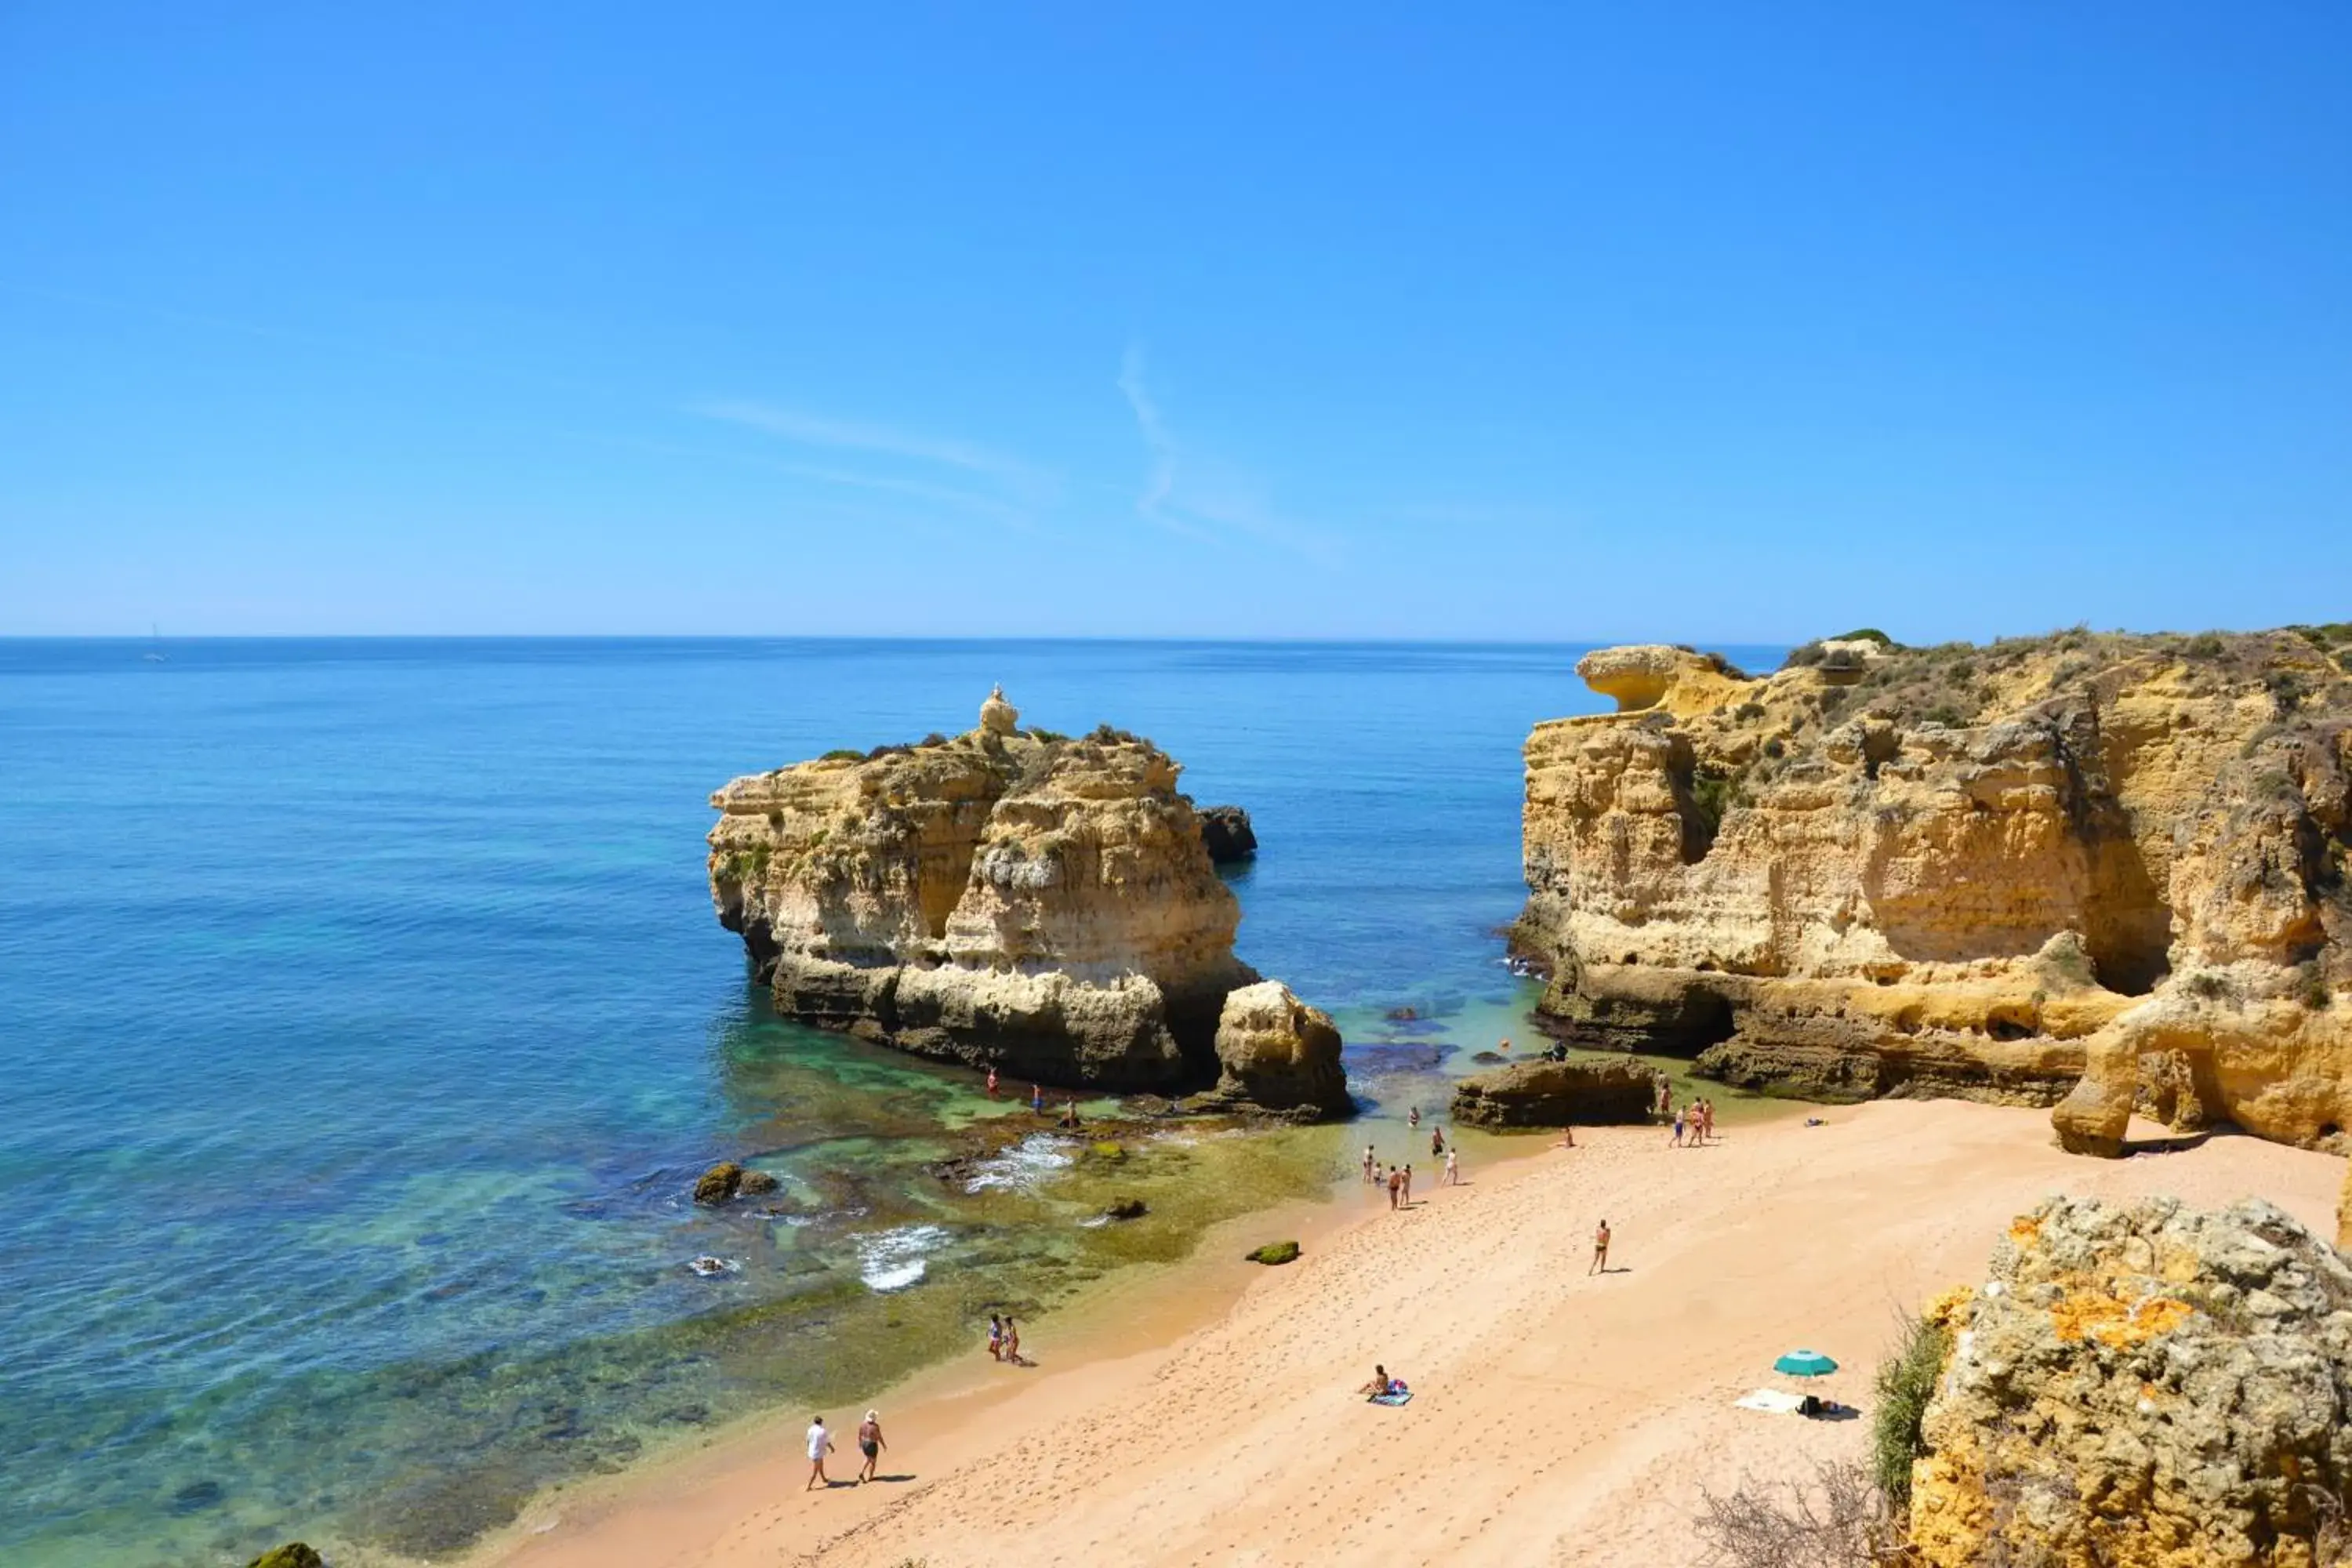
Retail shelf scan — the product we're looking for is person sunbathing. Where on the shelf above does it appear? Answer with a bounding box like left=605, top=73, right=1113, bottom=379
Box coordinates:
left=1358, top=1364, right=1406, bottom=1399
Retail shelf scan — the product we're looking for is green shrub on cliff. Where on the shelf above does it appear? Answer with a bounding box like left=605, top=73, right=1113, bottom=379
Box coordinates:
left=1833, top=627, right=1896, bottom=648
left=820, top=748, right=864, bottom=762
left=1872, top=1309, right=1950, bottom=1505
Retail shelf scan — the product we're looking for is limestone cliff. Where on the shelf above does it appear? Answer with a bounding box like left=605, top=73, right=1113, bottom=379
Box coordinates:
left=1909, top=1196, right=2352, bottom=1566
left=710, top=691, right=1304, bottom=1098
left=1515, top=627, right=2352, bottom=1154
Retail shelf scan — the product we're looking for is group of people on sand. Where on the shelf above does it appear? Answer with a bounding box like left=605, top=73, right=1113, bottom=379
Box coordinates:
left=985, top=1312, right=1027, bottom=1366
left=804, top=1409, right=888, bottom=1490
left=1360, top=1112, right=1461, bottom=1209
left=1670, top=1093, right=1716, bottom=1147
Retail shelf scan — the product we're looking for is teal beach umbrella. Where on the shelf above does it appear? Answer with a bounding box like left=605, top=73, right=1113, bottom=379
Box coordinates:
left=1773, top=1349, right=1838, bottom=1377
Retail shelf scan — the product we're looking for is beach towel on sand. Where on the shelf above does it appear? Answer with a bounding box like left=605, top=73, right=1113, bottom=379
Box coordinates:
left=1368, top=1390, right=1413, bottom=1406
left=1734, top=1388, right=1805, bottom=1414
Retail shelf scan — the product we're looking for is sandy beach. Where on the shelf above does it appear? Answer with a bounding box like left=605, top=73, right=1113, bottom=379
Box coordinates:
left=476, top=1102, right=2347, bottom=1568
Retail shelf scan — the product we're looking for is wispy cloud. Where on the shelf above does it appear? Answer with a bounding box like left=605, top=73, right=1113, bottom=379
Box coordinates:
left=1114, top=345, right=1337, bottom=561
left=563, top=430, right=1034, bottom=529
left=691, top=398, right=1053, bottom=500
left=1116, top=345, right=1181, bottom=528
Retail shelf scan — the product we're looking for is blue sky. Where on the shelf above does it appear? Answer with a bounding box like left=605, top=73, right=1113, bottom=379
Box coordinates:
left=2, top=5, right=2346, bottom=640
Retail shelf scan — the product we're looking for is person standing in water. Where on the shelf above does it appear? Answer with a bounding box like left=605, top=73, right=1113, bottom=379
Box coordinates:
left=1363, top=1144, right=1377, bottom=1184
left=1004, top=1316, right=1023, bottom=1365
left=986, top=1065, right=999, bottom=1099
left=1430, top=1125, right=1445, bottom=1158
left=1590, top=1219, right=1611, bottom=1275
left=986, top=1313, right=1004, bottom=1361
left=805, top=1415, right=835, bottom=1489
left=1402, top=1163, right=1414, bottom=1205
left=1386, top=1164, right=1401, bottom=1210
left=856, top=1409, right=887, bottom=1483
left=1408, top=1106, right=1421, bottom=1131
left=1030, top=1083, right=1044, bottom=1114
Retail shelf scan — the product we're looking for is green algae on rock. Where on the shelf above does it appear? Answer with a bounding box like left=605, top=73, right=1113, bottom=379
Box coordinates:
left=1246, top=1240, right=1301, bottom=1265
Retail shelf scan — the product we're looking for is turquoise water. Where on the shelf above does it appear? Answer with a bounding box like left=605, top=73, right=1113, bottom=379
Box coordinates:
left=0, top=638, right=1777, bottom=1565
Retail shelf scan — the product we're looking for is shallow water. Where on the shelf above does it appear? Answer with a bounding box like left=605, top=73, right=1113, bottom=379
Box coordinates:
left=0, top=637, right=1780, bottom=1565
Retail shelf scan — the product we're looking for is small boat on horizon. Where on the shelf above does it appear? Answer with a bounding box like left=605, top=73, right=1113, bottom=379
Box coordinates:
left=143, top=622, right=168, bottom=662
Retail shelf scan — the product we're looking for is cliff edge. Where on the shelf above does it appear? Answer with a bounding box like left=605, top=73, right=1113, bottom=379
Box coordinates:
left=710, top=690, right=1343, bottom=1112
left=1515, top=627, right=2352, bottom=1156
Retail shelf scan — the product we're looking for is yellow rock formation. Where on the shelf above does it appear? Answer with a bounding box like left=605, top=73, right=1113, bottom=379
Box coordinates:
left=1516, top=627, right=2352, bottom=1154
left=709, top=696, right=1257, bottom=1093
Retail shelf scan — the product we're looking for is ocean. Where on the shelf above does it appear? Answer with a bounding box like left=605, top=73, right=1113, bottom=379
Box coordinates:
left=0, top=637, right=1780, bottom=1566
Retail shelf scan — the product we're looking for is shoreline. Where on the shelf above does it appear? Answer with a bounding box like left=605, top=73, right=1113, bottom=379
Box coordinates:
left=466, top=1099, right=2346, bottom=1567
left=459, top=1115, right=1601, bottom=1568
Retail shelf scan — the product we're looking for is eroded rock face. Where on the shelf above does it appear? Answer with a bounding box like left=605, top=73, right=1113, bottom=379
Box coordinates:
left=1449, top=1057, right=1658, bottom=1128
left=1201, top=980, right=1349, bottom=1120
left=1515, top=627, right=2352, bottom=1154
left=1911, top=1195, right=2352, bottom=1566
left=709, top=701, right=1265, bottom=1093
left=2339, top=1158, right=2350, bottom=1254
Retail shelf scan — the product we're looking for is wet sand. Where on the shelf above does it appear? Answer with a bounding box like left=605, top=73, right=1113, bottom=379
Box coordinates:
left=471, top=1101, right=2347, bottom=1568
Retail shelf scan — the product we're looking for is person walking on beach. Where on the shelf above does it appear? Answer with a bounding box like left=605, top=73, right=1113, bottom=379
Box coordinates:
left=805, top=1415, right=835, bottom=1489
left=986, top=1066, right=999, bottom=1099
left=1590, top=1219, right=1611, bottom=1275
left=855, top=1409, right=887, bottom=1483
left=1443, top=1144, right=1460, bottom=1185
left=1386, top=1164, right=1401, bottom=1210
left=1671, top=1103, right=1686, bottom=1147
left=1655, top=1077, right=1672, bottom=1119
left=1703, top=1098, right=1716, bottom=1143
left=1004, top=1316, right=1023, bottom=1366
left=1402, top=1163, right=1414, bottom=1205
left=1363, top=1143, right=1377, bottom=1184
left=987, top=1313, right=1004, bottom=1362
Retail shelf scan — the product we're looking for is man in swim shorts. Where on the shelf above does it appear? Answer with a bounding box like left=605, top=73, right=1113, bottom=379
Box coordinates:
left=856, top=1409, right=886, bottom=1483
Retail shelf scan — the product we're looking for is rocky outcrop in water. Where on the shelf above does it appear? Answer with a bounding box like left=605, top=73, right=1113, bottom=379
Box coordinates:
left=1198, top=804, right=1258, bottom=863
left=1449, top=1057, right=1657, bottom=1128
left=1909, top=1195, right=2352, bottom=1566
left=710, top=692, right=1338, bottom=1101
left=1514, top=629, right=2352, bottom=1156
left=1196, top=980, right=1349, bottom=1120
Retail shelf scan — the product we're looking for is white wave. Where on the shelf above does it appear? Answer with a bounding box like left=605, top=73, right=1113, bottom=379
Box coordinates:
left=962, top=1134, right=1076, bottom=1194
left=855, top=1225, right=950, bottom=1292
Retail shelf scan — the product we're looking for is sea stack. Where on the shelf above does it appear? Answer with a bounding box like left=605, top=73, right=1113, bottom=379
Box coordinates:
left=1512, top=627, right=2351, bottom=1156
left=709, top=691, right=1345, bottom=1112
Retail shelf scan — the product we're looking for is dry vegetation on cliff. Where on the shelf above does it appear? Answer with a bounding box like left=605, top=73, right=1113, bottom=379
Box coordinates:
left=1519, top=624, right=2352, bottom=1157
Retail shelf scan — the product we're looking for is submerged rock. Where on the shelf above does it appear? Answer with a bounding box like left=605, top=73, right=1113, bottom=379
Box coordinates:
left=691, top=1162, right=742, bottom=1205
left=1099, top=1196, right=1148, bottom=1221
left=1450, top=1057, right=1657, bottom=1129
left=1199, top=981, right=1351, bottom=1120
left=1514, top=627, right=2352, bottom=1156
left=1198, top=804, right=1258, bottom=863
left=708, top=693, right=1278, bottom=1095
left=247, top=1548, right=325, bottom=1568
left=737, top=1169, right=779, bottom=1196
left=1246, top=1240, right=1301, bottom=1265
left=1911, top=1195, right=2352, bottom=1566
